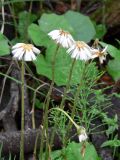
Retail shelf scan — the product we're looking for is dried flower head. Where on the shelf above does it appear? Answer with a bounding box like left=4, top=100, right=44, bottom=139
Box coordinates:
left=91, top=46, right=108, bottom=64
left=48, top=29, right=75, bottom=48
left=67, top=41, right=93, bottom=61
left=77, top=126, right=88, bottom=142
left=12, top=43, right=40, bottom=61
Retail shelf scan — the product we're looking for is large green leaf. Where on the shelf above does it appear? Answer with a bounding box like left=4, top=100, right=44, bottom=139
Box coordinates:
left=94, top=23, right=107, bottom=39
left=18, top=11, right=37, bottom=39
left=99, top=41, right=120, bottom=59
left=99, top=41, right=120, bottom=81
left=38, top=12, right=74, bottom=35
left=28, top=24, right=98, bottom=86
left=34, top=42, right=84, bottom=86
left=64, top=11, right=96, bottom=42
left=49, top=142, right=100, bottom=160
left=38, top=11, right=96, bottom=42
left=107, top=59, right=120, bottom=81
left=66, top=142, right=99, bottom=160
left=0, top=33, right=10, bottom=56
left=28, top=24, right=50, bottom=46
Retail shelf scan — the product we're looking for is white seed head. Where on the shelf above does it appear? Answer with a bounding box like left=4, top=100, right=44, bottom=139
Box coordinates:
left=67, top=41, right=93, bottom=61
left=77, top=126, right=88, bottom=142
left=11, top=43, right=41, bottom=61
left=48, top=29, right=75, bottom=48
left=91, top=46, right=108, bottom=64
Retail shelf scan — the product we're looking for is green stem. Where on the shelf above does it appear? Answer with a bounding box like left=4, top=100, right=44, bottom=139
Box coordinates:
left=8, top=2, right=18, bottom=37
left=40, top=0, right=43, bottom=10
left=39, top=45, right=59, bottom=160
left=0, top=72, right=45, bottom=97
left=32, top=85, right=45, bottom=129
left=32, top=93, right=36, bottom=129
left=20, top=60, right=25, bottom=160
left=33, top=128, right=41, bottom=159
left=64, top=62, right=87, bottom=144
left=49, top=58, right=76, bottom=148
left=29, top=0, right=33, bottom=12
left=32, top=83, right=46, bottom=131
left=71, top=62, right=87, bottom=120
left=52, top=108, right=79, bottom=130
left=60, top=58, right=76, bottom=109
left=0, top=62, right=13, bottom=104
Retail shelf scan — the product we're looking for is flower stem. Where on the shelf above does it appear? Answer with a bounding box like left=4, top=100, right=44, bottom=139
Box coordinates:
left=64, top=62, right=87, bottom=145
left=32, top=85, right=44, bottom=129
left=39, top=45, right=59, bottom=159
left=60, top=58, right=76, bottom=109
left=49, top=58, right=76, bottom=148
left=20, top=60, right=25, bottom=160
left=71, top=62, right=87, bottom=119
left=52, top=107, right=79, bottom=130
